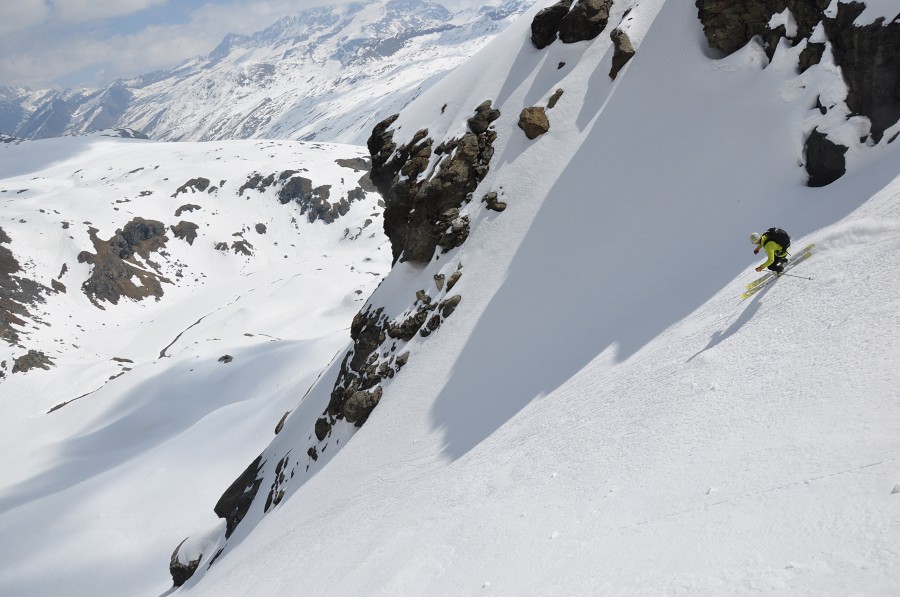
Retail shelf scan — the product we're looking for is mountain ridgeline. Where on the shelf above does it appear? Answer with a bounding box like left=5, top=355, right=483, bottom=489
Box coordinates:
left=0, top=0, right=536, bottom=145
left=167, top=0, right=900, bottom=588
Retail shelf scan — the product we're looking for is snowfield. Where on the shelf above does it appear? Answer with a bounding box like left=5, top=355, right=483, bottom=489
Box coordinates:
left=1, top=0, right=899, bottom=595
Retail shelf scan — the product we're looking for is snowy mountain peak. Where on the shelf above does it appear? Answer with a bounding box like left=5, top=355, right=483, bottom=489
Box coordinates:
left=1, top=0, right=538, bottom=144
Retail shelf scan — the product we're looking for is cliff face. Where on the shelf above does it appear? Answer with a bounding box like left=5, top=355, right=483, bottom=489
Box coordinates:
left=369, top=101, right=500, bottom=264
left=696, top=0, right=900, bottom=184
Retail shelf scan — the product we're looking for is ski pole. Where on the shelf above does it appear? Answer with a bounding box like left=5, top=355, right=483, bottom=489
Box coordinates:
left=777, top=272, right=812, bottom=280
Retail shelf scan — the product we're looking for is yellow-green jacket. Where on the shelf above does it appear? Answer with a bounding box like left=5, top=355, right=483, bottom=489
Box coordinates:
left=755, top=233, right=786, bottom=269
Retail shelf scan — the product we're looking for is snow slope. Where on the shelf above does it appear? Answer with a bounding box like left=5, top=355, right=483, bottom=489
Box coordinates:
left=0, top=135, right=391, bottom=595
left=177, top=0, right=900, bottom=595
left=0, top=0, right=898, bottom=595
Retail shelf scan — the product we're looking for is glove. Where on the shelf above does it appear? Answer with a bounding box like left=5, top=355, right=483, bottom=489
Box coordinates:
left=755, top=266, right=763, bottom=272
left=753, top=246, right=760, bottom=254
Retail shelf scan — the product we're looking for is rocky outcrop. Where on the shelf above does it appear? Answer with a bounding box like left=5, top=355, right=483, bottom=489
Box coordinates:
left=238, top=170, right=360, bottom=224
left=12, top=349, right=55, bottom=373
left=171, top=221, right=199, bottom=245
left=368, top=101, right=500, bottom=264
left=804, top=128, right=848, bottom=187
left=1, top=226, right=51, bottom=346
left=696, top=0, right=900, bottom=145
left=531, top=0, right=574, bottom=49
left=172, top=178, right=211, bottom=197
left=278, top=176, right=347, bottom=223
left=518, top=106, right=551, bottom=139
left=559, top=0, right=614, bottom=44
left=214, top=455, right=264, bottom=539
left=169, top=540, right=201, bottom=587
left=175, top=204, right=201, bottom=217
left=695, top=0, right=828, bottom=56
left=609, top=28, right=635, bottom=79
left=325, top=287, right=462, bottom=429
left=77, top=218, right=170, bottom=306
left=531, top=0, right=613, bottom=48
left=547, top=88, right=564, bottom=109
left=179, top=83, right=498, bottom=591
left=823, top=3, right=900, bottom=142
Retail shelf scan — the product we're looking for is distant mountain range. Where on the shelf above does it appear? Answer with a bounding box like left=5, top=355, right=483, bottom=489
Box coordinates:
left=0, top=0, right=536, bottom=144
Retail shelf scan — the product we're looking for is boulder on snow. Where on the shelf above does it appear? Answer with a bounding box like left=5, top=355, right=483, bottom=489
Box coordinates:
left=169, top=539, right=202, bottom=587
left=609, top=29, right=636, bottom=79
left=531, top=0, right=574, bottom=49
left=467, top=100, right=502, bottom=135
left=518, top=106, right=550, bottom=139
left=482, top=191, right=507, bottom=212
left=558, top=0, right=613, bottom=44
left=547, top=88, right=564, bottom=109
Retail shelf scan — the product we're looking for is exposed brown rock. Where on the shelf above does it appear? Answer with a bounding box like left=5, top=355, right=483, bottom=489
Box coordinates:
left=12, top=349, right=55, bottom=373
left=369, top=101, right=499, bottom=264
left=482, top=191, right=507, bottom=212
left=518, top=106, right=550, bottom=139
left=171, top=221, right=199, bottom=245
left=547, top=88, right=564, bottom=109
left=79, top=218, right=170, bottom=306
left=559, top=0, right=613, bottom=44
left=609, top=29, right=636, bottom=79
left=172, top=177, right=211, bottom=197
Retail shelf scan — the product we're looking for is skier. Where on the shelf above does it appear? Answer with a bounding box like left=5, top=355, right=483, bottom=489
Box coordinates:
left=750, top=227, right=791, bottom=273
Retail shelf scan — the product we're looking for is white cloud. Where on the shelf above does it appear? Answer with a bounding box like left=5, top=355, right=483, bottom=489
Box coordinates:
left=0, top=0, right=405, bottom=88
left=49, top=0, right=169, bottom=24
left=0, top=0, right=50, bottom=34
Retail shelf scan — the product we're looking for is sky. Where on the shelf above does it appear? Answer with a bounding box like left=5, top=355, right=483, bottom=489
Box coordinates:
left=0, top=0, right=487, bottom=90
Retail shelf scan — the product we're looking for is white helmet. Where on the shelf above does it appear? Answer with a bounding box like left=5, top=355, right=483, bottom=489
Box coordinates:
left=749, top=232, right=761, bottom=244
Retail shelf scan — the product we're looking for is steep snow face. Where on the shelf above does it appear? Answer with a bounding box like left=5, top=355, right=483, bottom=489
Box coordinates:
left=1, top=0, right=898, bottom=596
left=174, top=0, right=900, bottom=595
left=3, top=0, right=538, bottom=144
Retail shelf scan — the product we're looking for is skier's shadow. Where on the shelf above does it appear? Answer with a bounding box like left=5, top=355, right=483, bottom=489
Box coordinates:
left=687, top=282, right=773, bottom=362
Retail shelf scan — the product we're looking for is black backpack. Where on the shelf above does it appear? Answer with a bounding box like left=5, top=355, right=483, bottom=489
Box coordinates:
left=764, top=227, right=791, bottom=250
